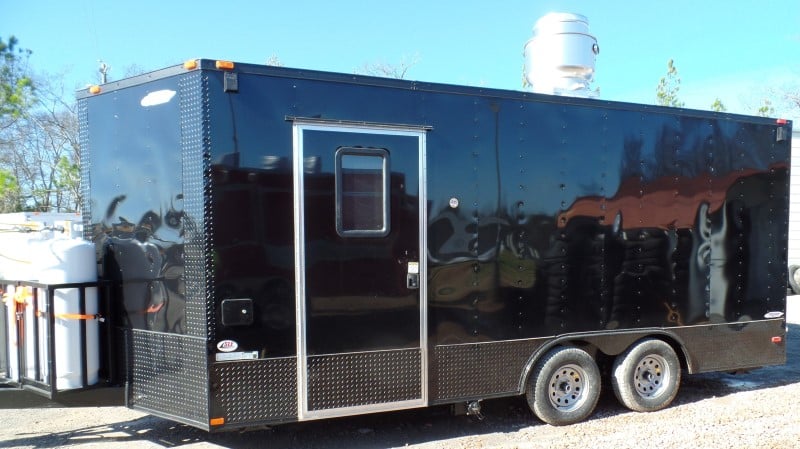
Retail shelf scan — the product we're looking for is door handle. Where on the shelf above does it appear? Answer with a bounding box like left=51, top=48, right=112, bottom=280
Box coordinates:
left=407, top=273, right=420, bottom=290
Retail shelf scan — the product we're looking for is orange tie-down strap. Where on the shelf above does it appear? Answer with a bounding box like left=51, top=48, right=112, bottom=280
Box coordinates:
left=56, top=302, right=163, bottom=319
left=2, top=288, right=103, bottom=321
left=54, top=313, right=103, bottom=320
left=51, top=303, right=161, bottom=320
left=49, top=302, right=159, bottom=319
left=32, top=310, right=103, bottom=320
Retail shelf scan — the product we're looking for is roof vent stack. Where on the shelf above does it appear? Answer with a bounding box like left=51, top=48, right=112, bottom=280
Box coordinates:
left=523, top=12, right=599, bottom=98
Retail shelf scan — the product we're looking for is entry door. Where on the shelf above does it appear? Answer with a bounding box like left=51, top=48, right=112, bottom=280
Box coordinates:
left=293, top=121, right=427, bottom=419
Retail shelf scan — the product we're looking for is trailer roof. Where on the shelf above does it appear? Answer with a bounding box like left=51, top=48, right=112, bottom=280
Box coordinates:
left=77, top=59, right=791, bottom=127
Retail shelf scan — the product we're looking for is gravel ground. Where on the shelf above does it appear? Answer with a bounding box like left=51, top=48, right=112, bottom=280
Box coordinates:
left=1, top=296, right=798, bottom=449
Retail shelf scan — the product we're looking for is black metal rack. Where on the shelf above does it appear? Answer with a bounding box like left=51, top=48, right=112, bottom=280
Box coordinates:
left=0, top=279, right=117, bottom=401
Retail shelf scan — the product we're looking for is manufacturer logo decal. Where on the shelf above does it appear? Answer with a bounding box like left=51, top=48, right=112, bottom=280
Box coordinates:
left=216, top=340, right=238, bottom=352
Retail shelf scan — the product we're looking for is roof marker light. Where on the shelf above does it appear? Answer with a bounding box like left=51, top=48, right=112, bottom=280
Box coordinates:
left=776, top=118, right=788, bottom=125
left=215, top=60, right=235, bottom=70
left=183, top=60, right=198, bottom=70
left=89, top=85, right=101, bottom=94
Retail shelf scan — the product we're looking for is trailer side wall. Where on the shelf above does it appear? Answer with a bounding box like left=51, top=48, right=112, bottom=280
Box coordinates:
left=81, top=62, right=790, bottom=430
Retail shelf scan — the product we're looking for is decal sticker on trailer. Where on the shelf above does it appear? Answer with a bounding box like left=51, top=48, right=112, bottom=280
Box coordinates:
left=215, top=351, right=259, bottom=362
left=216, top=340, right=238, bottom=352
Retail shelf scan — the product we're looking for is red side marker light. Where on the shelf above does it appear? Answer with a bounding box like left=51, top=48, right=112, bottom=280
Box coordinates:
left=776, top=118, right=788, bottom=125
left=771, top=336, right=783, bottom=344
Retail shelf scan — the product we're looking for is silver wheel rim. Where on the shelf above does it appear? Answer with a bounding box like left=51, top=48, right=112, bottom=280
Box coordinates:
left=547, top=363, right=588, bottom=411
left=634, top=354, right=670, bottom=398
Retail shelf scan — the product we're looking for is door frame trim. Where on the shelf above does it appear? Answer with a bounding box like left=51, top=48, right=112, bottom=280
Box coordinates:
left=291, top=121, right=428, bottom=420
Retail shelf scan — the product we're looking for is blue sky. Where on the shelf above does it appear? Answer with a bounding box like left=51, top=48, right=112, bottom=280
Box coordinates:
left=5, top=0, right=800, bottom=118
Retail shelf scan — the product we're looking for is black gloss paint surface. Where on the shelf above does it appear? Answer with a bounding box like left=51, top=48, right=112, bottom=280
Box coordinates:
left=86, top=76, right=188, bottom=334
left=86, top=65, right=790, bottom=357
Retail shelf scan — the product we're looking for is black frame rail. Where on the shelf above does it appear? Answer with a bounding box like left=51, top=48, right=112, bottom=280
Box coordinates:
left=0, top=279, right=117, bottom=400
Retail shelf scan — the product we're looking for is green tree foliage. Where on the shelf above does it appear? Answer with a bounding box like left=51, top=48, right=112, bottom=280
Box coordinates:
left=756, top=98, right=775, bottom=117
left=0, top=36, right=33, bottom=211
left=0, top=36, right=34, bottom=120
left=710, top=98, right=727, bottom=112
left=55, top=155, right=80, bottom=209
left=656, top=59, right=685, bottom=108
left=0, top=168, right=19, bottom=211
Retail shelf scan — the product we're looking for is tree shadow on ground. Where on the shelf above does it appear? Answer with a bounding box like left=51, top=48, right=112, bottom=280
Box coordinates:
left=0, top=401, right=533, bottom=449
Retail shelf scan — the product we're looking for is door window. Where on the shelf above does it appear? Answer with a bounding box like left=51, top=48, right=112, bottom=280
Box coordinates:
left=335, top=147, right=390, bottom=237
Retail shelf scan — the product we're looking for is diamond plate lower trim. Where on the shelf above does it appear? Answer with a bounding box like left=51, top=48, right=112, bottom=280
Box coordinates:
left=130, top=330, right=208, bottom=426
left=307, top=349, right=421, bottom=411
left=673, top=320, right=786, bottom=373
left=211, top=357, right=297, bottom=424
left=431, top=339, right=543, bottom=401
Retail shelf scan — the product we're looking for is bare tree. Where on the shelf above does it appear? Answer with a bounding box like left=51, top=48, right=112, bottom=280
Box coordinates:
left=786, top=92, right=800, bottom=110
left=357, top=53, right=420, bottom=79
left=266, top=54, right=283, bottom=67
left=776, top=82, right=800, bottom=117
left=0, top=71, right=80, bottom=212
left=743, top=73, right=799, bottom=118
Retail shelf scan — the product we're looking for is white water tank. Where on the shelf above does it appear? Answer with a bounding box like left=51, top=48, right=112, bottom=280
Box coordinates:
left=0, top=213, right=82, bottom=280
left=35, top=238, right=99, bottom=389
left=523, top=12, right=599, bottom=97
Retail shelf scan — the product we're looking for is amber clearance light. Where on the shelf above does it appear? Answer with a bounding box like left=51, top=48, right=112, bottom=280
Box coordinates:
left=209, top=417, right=225, bottom=426
left=215, top=60, right=235, bottom=70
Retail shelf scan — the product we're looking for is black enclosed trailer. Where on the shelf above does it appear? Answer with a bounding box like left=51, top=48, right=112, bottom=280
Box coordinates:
left=69, top=59, right=791, bottom=430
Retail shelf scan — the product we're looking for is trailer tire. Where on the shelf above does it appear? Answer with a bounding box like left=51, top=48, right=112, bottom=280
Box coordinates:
left=788, top=265, right=800, bottom=295
left=525, top=347, right=601, bottom=426
left=611, top=338, right=681, bottom=412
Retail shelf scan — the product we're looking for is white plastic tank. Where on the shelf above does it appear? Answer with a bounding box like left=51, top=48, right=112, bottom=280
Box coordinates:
left=0, top=229, right=38, bottom=281
left=523, top=12, right=599, bottom=97
left=34, top=238, right=99, bottom=389
left=0, top=219, right=87, bottom=388
left=0, top=213, right=82, bottom=280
